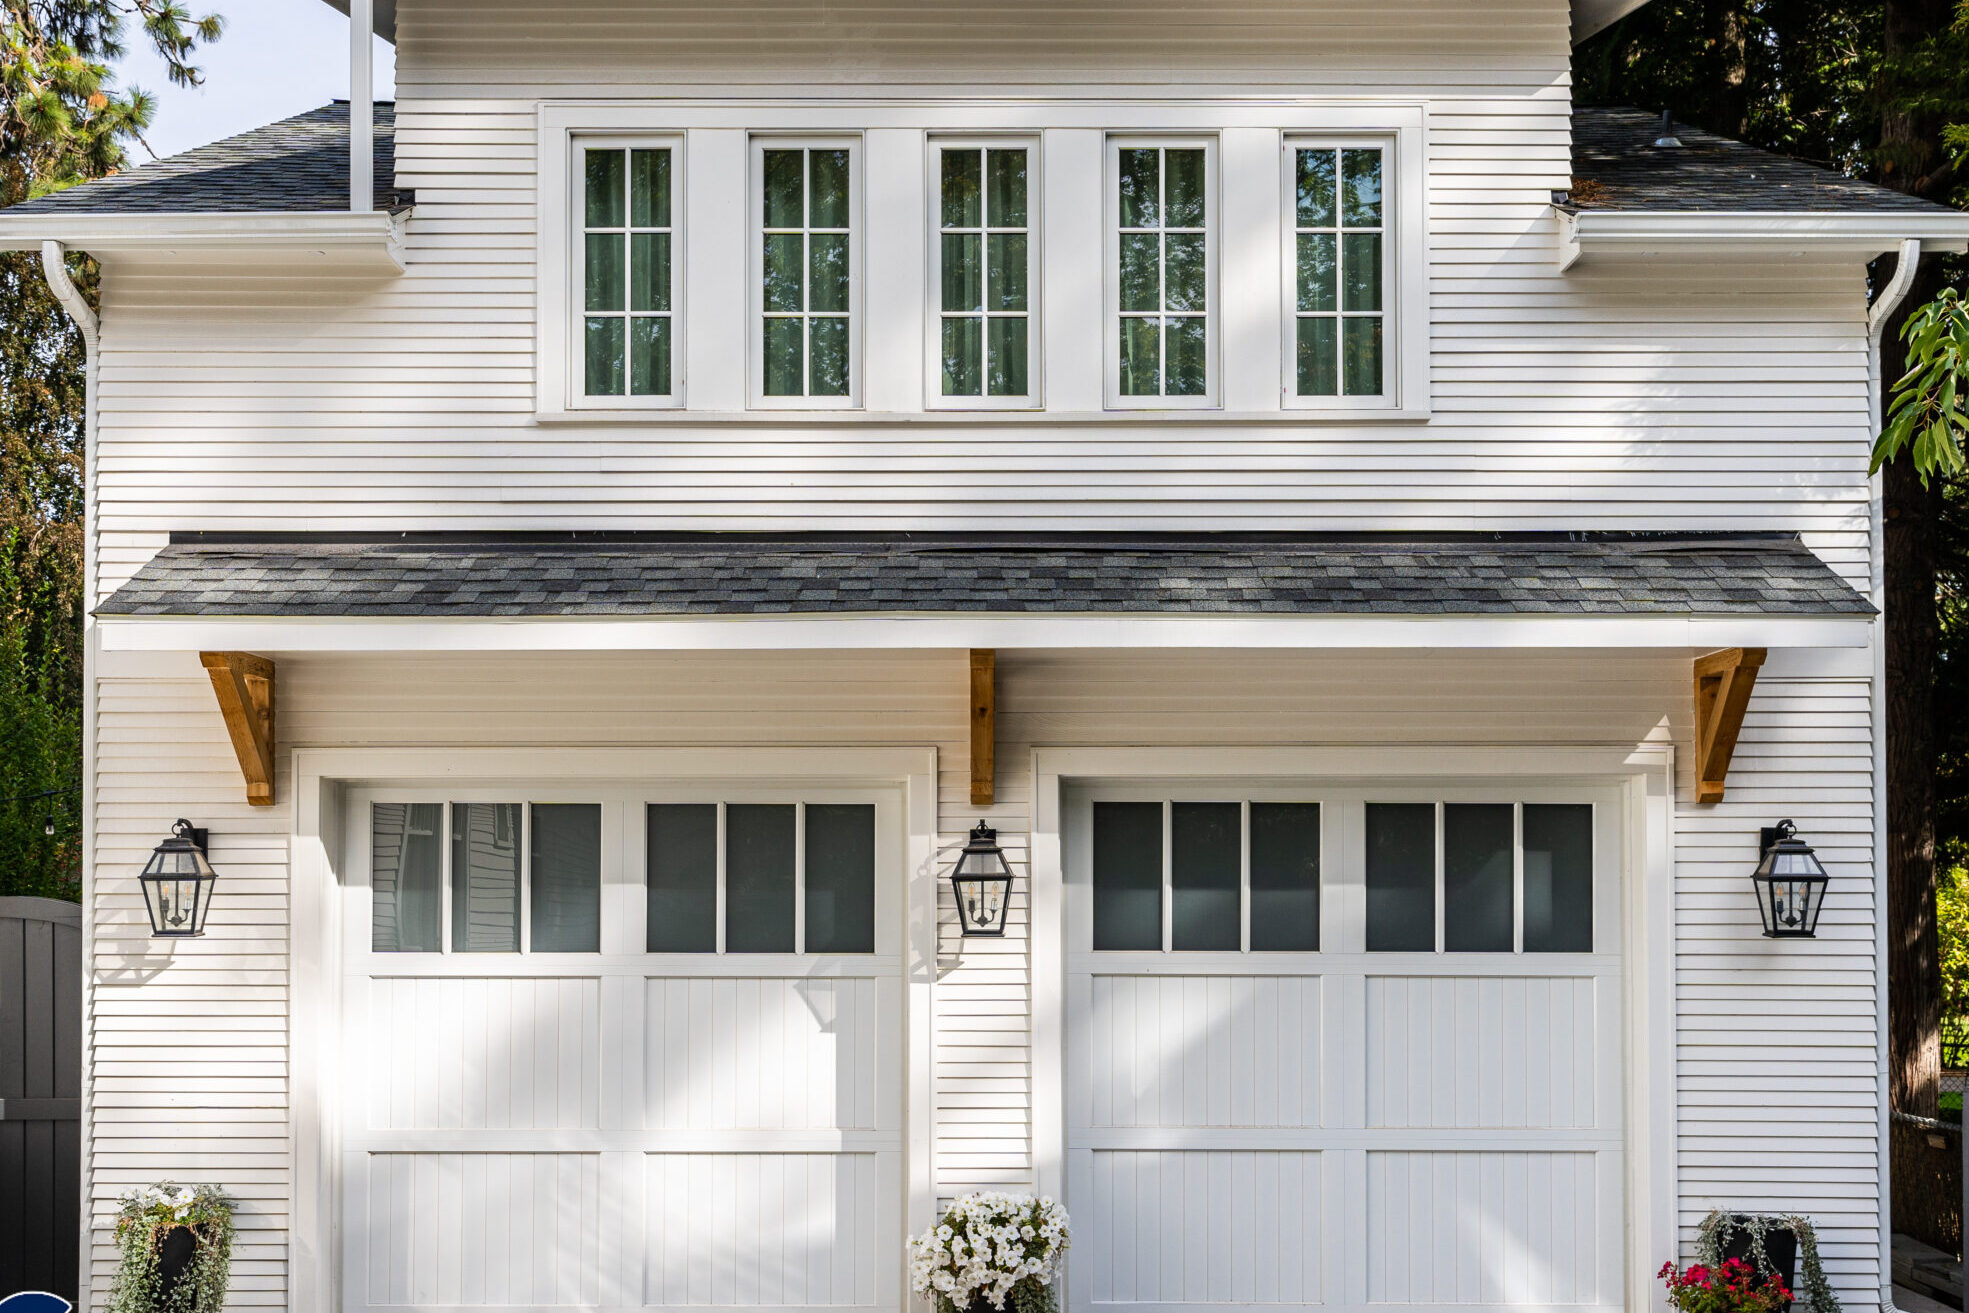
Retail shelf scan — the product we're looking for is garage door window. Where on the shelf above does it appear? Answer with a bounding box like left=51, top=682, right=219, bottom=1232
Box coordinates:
left=1092, top=800, right=1320, bottom=952
left=370, top=801, right=601, bottom=953
left=1365, top=801, right=1593, bottom=953
left=647, top=801, right=876, bottom=954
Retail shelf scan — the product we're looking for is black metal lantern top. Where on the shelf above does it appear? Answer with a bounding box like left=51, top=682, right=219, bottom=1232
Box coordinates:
left=1750, top=819, right=1829, bottom=939
left=951, top=821, right=1015, bottom=937
left=140, top=819, right=216, bottom=938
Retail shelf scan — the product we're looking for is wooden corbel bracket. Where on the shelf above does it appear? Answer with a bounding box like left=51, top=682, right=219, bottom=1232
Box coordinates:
left=1693, top=647, right=1766, bottom=805
left=200, top=652, right=276, bottom=807
left=971, top=650, right=995, bottom=807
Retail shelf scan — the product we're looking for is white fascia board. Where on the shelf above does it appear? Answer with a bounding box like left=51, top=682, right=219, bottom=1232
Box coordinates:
left=96, top=611, right=1873, bottom=653
left=1557, top=207, right=1969, bottom=269
left=0, top=211, right=406, bottom=272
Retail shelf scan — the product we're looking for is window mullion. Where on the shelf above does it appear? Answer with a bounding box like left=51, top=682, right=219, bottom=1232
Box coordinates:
left=715, top=801, right=728, bottom=955
left=1513, top=803, right=1525, bottom=955
left=795, top=801, right=807, bottom=954
left=1161, top=799, right=1174, bottom=953
left=1433, top=800, right=1445, bottom=954
left=518, top=801, right=532, bottom=954
left=1239, top=798, right=1251, bottom=953
left=439, top=801, right=453, bottom=955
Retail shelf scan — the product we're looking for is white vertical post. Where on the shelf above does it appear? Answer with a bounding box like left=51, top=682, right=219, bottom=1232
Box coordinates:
left=349, top=0, right=374, bottom=213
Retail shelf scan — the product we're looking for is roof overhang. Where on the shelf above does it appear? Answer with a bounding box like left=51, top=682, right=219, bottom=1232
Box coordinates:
left=0, top=210, right=406, bottom=272
left=323, top=0, right=397, bottom=41
left=94, top=611, right=1872, bottom=654
left=1558, top=207, right=1969, bottom=269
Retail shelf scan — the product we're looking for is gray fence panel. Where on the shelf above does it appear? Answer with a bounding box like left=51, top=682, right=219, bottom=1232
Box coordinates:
left=0, top=896, right=82, bottom=1303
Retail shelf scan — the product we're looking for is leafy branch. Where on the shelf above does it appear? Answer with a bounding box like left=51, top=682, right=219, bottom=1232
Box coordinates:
left=1874, top=287, right=1969, bottom=486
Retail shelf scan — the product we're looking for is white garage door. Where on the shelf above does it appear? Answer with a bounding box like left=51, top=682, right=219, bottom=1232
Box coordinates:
left=341, top=789, right=905, bottom=1313
left=1065, top=786, right=1623, bottom=1313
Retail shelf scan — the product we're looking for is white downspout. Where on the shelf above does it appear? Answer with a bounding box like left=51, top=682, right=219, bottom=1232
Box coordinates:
left=40, top=238, right=97, bottom=1313
left=349, top=0, right=374, bottom=213
left=1869, top=235, right=1922, bottom=1313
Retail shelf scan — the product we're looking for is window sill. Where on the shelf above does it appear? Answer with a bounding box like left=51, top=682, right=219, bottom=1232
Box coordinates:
left=533, top=406, right=1432, bottom=425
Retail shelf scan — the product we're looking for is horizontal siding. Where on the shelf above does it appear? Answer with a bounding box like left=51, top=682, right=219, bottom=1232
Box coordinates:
left=89, top=647, right=1879, bottom=1307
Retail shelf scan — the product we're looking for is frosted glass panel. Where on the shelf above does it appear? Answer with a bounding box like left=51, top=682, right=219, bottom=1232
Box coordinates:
left=726, top=804, right=795, bottom=953
left=805, top=804, right=875, bottom=953
left=452, top=803, right=521, bottom=952
left=372, top=802, right=442, bottom=952
left=1249, top=803, right=1319, bottom=951
left=530, top=803, right=600, bottom=952
left=1171, top=802, right=1239, bottom=951
left=1444, top=804, right=1513, bottom=952
left=648, top=804, right=717, bottom=953
left=1365, top=803, right=1433, bottom=952
left=1524, top=804, right=1594, bottom=952
left=1093, top=802, right=1162, bottom=951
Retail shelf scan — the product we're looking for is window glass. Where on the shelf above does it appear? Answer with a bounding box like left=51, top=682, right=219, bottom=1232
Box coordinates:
left=1249, top=803, right=1319, bottom=951
left=1524, top=804, right=1594, bottom=952
left=647, top=804, right=718, bottom=953
left=1365, top=802, right=1433, bottom=951
left=1116, top=145, right=1208, bottom=399
left=1443, top=804, right=1513, bottom=952
left=726, top=803, right=796, bottom=952
left=372, top=802, right=442, bottom=952
left=530, top=803, right=601, bottom=952
left=805, top=804, right=877, bottom=953
left=940, top=146, right=1031, bottom=399
left=1171, top=802, right=1240, bottom=950
left=452, top=803, right=521, bottom=952
left=1092, top=801, right=1162, bottom=950
left=583, top=146, right=673, bottom=398
left=1293, top=145, right=1383, bottom=398
left=762, top=146, right=853, bottom=399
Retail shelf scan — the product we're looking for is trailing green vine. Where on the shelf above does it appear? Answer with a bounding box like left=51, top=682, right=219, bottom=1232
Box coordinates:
left=1695, top=1211, right=1842, bottom=1313
left=107, top=1182, right=234, bottom=1313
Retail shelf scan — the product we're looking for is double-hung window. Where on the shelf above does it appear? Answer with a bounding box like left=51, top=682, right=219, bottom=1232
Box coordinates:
left=753, top=138, right=860, bottom=407
left=1286, top=139, right=1391, bottom=405
left=1107, top=138, right=1216, bottom=408
left=930, top=140, right=1036, bottom=407
left=577, top=141, right=679, bottom=406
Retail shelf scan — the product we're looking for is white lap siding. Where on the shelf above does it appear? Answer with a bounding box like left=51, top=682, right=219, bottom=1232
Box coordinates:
left=85, top=647, right=1879, bottom=1307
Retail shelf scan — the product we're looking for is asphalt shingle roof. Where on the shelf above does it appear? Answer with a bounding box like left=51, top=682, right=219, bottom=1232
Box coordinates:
left=6, top=103, right=405, bottom=215
left=95, top=532, right=1873, bottom=619
left=1568, top=106, right=1949, bottom=212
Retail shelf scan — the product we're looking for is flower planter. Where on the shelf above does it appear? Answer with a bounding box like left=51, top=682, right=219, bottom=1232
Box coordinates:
left=156, top=1226, right=200, bottom=1308
left=1718, top=1217, right=1798, bottom=1313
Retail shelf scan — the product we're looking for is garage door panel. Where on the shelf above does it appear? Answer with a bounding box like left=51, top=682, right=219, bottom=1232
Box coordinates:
left=1083, top=1149, right=1323, bottom=1306
left=361, top=977, right=603, bottom=1132
left=1363, top=976, right=1599, bottom=1130
left=642, top=976, right=886, bottom=1132
left=361, top=1151, right=603, bottom=1308
left=1087, top=974, right=1321, bottom=1129
left=644, top=1152, right=890, bottom=1309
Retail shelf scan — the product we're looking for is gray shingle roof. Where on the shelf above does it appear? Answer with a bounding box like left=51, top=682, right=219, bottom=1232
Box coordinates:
left=6, top=103, right=405, bottom=215
left=95, top=532, right=1873, bottom=618
left=1568, top=106, right=1949, bottom=212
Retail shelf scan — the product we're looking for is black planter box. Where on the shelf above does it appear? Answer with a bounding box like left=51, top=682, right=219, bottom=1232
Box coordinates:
left=157, top=1225, right=200, bottom=1309
left=1718, top=1217, right=1798, bottom=1313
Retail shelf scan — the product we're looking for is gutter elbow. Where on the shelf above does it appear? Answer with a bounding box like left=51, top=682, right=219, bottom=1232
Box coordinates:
left=39, top=239, right=98, bottom=343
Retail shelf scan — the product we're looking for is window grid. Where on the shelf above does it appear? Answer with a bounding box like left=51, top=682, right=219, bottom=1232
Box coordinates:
left=581, top=146, right=674, bottom=399
left=937, top=145, right=1032, bottom=400
left=648, top=801, right=848, bottom=956
left=1117, top=145, right=1208, bottom=400
left=1113, top=799, right=1320, bottom=954
left=1368, top=801, right=1593, bottom=955
left=761, top=146, right=853, bottom=400
left=1291, top=143, right=1385, bottom=400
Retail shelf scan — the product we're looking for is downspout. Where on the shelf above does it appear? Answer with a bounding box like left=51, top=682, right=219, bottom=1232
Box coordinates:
left=40, top=238, right=97, bottom=1313
left=1868, top=236, right=1922, bottom=1313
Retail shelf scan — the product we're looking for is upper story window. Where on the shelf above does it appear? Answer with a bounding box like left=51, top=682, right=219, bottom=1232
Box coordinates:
left=932, top=141, right=1036, bottom=407
left=579, top=142, right=678, bottom=405
left=1288, top=140, right=1390, bottom=406
left=1108, top=138, right=1216, bottom=408
left=753, top=139, right=860, bottom=407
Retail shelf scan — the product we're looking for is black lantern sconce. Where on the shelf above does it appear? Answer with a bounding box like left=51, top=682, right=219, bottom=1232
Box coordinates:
left=950, top=821, right=1016, bottom=936
left=140, top=820, right=217, bottom=938
left=1750, top=819, right=1830, bottom=939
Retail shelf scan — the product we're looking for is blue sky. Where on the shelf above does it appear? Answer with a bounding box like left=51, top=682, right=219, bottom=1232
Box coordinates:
left=114, top=0, right=396, bottom=161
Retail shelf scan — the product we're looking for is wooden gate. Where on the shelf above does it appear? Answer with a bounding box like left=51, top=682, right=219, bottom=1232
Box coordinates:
left=0, top=896, right=82, bottom=1302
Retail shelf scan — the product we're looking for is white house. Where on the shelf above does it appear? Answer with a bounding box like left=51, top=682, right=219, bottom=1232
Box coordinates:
left=6, top=0, right=1969, bottom=1309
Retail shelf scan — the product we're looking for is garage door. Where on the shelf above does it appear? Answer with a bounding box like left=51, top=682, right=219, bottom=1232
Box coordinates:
left=341, top=789, right=905, bottom=1313
left=1065, top=787, right=1623, bottom=1313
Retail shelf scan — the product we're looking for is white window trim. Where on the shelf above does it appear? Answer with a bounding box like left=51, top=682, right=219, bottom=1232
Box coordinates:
left=572, top=136, right=686, bottom=410
left=923, top=135, right=1043, bottom=411
left=748, top=134, right=865, bottom=410
left=1280, top=134, right=1399, bottom=412
left=1103, top=134, right=1220, bottom=410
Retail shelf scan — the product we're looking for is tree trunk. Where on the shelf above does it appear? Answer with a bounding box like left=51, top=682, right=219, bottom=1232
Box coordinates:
left=1712, top=3, right=1751, bottom=140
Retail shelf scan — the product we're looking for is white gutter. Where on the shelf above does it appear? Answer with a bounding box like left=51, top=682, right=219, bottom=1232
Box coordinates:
left=1557, top=209, right=1969, bottom=270
left=1869, top=236, right=1922, bottom=1313
left=93, top=611, right=1875, bottom=654
left=350, top=0, right=374, bottom=214
left=0, top=211, right=404, bottom=271
left=39, top=240, right=97, bottom=1313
